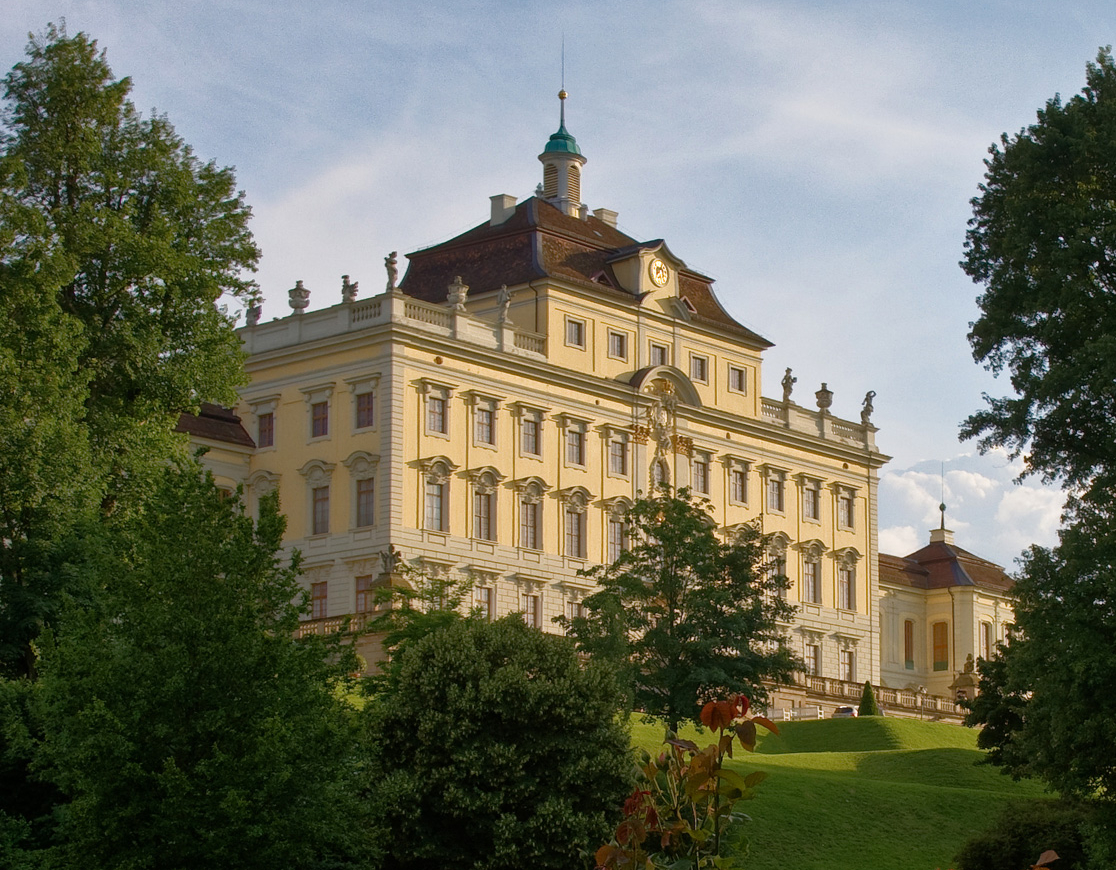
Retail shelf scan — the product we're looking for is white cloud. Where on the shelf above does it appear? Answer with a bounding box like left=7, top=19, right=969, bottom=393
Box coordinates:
left=879, top=525, right=921, bottom=558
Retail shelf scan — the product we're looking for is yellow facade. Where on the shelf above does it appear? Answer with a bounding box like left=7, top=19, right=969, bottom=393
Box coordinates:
left=228, top=105, right=894, bottom=691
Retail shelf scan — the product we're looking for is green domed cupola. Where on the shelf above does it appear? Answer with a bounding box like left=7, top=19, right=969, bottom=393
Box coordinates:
left=538, top=89, right=587, bottom=217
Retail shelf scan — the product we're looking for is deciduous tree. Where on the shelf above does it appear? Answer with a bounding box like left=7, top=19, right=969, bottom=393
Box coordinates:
left=962, top=48, right=1116, bottom=504
left=33, top=466, right=372, bottom=870
left=561, top=487, right=799, bottom=732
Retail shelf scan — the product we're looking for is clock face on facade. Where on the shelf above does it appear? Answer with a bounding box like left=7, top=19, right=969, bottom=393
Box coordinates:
left=649, top=258, right=669, bottom=287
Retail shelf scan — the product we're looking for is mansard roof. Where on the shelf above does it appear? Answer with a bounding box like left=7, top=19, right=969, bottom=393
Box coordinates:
left=175, top=403, right=255, bottom=448
left=399, top=196, right=772, bottom=348
left=879, top=540, right=1013, bottom=594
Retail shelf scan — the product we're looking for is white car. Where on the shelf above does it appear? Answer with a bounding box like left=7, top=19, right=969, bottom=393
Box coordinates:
left=831, top=706, right=859, bottom=718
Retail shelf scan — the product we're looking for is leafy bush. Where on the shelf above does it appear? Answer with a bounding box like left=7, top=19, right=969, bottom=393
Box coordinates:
left=858, top=681, right=882, bottom=717
left=954, top=799, right=1092, bottom=870
left=368, top=616, right=632, bottom=869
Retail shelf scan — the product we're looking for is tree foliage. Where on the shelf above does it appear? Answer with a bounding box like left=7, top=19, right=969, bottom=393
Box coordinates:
left=0, top=23, right=259, bottom=678
left=962, top=48, right=1116, bottom=503
left=857, top=681, right=881, bottom=717
left=561, top=487, right=799, bottom=732
left=32, top=466, right=371, bottom=870
left=367, top=616, right=632, bottom=870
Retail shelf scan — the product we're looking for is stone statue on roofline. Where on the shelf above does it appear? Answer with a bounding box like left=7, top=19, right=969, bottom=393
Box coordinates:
left=861, top=390, right=876, bottom=426
left=341, top=274, right=359, bottom=303
left=288, top=280, right=310, bottom=314
left=496, top=284, right=513, bottom=323
left=447, top=276, right=469, bottom=311
left=385, top=251, right=398, bottom=292
left=781, top=367, right=796, bottom=404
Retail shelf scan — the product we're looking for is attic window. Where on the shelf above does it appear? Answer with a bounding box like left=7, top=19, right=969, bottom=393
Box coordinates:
left=681, top=297, right=697, bottom=314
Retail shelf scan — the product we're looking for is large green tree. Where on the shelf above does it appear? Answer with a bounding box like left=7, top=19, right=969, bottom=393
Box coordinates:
left=368, top=616, right=631, bottom=870
left=0, top=23, right=260, bottom=677
left=962, top=48, right=1116, bottom=504
left=561, top=487, right=799, bottom=732
left=30, top=466, right=371, bottom=870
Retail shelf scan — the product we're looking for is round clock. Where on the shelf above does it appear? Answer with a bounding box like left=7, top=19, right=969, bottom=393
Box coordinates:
left=649, top=258, right=669, bottom=287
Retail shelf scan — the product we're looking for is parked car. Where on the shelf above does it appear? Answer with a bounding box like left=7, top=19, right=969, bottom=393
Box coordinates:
left=831, top=706, right=858, bottom=718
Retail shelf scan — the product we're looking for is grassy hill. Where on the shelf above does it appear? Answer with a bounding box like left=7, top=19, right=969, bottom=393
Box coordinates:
left=630, top=717, right=1050, bottom=870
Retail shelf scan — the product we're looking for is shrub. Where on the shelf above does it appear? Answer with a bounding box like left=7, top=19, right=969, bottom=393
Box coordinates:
left=368, top=616, right=632, bottom=869
left=954, top=799, right=1092, bottom=870
left=858, top=681, right=882, bottom=717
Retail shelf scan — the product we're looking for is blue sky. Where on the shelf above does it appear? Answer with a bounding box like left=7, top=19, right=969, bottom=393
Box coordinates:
left=5, top=1, right=1110, bottom=567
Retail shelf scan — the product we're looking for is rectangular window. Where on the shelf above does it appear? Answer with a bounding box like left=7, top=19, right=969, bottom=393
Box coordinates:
left=474, top=490, right=494, bottom=541
left=565, top=508, right=585, bottom=559
left=803, top=560, right=821, bottom=604
left=522, top=593, right=541, bottom=629
left=311, top=581, right=327, bottom=619
left=690, top=355, right=708, bottom=383
left=932, top=621, right=949, bottom=671
left=356, top=392, right=375, bottom=429
left=425, top=481, right=445, bottom=531
left=427, top=396, right=446, bottom=434
left=475, top=407, right=494, bottom=445
left=607, top=518, right=628, bottom=563
left=474, top=586, right=494, bottom=621
left=693, top=456, right=709, bottom=494
left=311, top=401, right=329, bottom=438
left=567, top=600, right=586, bottom=621
left=522, top=418, right=540, bottom=455
left=520, top=500, right=540, bottom=550
left=904, top=619, right=915, bottom=670
left=840, top=649, right=855, bottom=682
left=838, top=488, right=855, bottom=529
left=355, top=575, right=374, bottom=613
left=607, top=330, right=627, bottom=360
left=356, top=477, right=375, bottom=528
left=838, top=566, right=855, bottom=610
left=312, top=485, right=330, bottom=535
left=566, top=318, right=585, bottom=348
left=729, top=366, right=747, bottom=394
left=805, top=643, right=820, bottom=677
left=609, top=440, right=628, bottom=476
left=803, top=481, right=820, bottom=520
left=980, top=621, right=993, bottom=661
left=566, top=429, right=585, bottom=466
left=766, top=475, right=785, bottom=512
left=649, top=342, right=668, bottom=367
left=257, top=412, right=274, bottom=448
left=730, top=468, right=747, bottom=503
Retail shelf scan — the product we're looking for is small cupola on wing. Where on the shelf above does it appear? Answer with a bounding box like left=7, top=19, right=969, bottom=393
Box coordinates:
left=538, top=89, right=586, bottom=217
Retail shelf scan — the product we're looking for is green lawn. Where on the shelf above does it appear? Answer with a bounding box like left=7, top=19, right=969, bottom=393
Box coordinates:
left=629, top=717, right=1051, bottom=870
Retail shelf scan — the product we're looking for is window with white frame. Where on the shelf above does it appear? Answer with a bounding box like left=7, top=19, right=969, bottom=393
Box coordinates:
left=980, top=621, right=993, bottom=661
left=355, top=392, right=375, bottom=429
left=343, top=450, right=378, bottom=530
left=728, top=460, right=749, bottom=504
left=838, top=564, right=855, bottom=610
left=470, top=469, right=502, bottom=542
left=565, top=317, right=586, bottom=349
left=474, top=406, right=494, bottom=445
left=299, top=460, right=335, bottom=538
left=521, top=593, right=541, bottom=628
left=837, top=487, right=856, bottom=530
left=311, top=581, right=328, bottom=619
left=607, top=330, right=628, bottom=361
left=607, top=517, right=628, bottom=563
left=766, top=470, right=786, bottom=513
left=802, top=478, right=821, bottom=521
left=803, top=558, right=821, bottom=604
left=690, top=354, right=709, bottom=383
left=765, top=535, right=789, bottom=599
left=355, top=575, right=374, bottom=613
left=474, top=585, right=494, bottom=621
left=514, top=404, right=545, bottom=457
left=355, top=477, right=374, bottom=528
left=419, top=380, right=454, bottom=437
left=728, top=365, right=747, bottom=394
left=840, top=648, right=855, bottom=682
left=516, top=479, right=546, bottom=550
left=904, top=620, right=916, bottom=669
left=561, top=488, right=589, bottom=559
left=804, top=643, right=820, bottom=676
left=649, top=342, right=669, bottom=367
left=609, top=437, right=628, bottom=477
left=301, top=385, right=334, bottom=442
left=563, top=418, right=587, bottom=467
left=421, top=458, right=455, bottom=532
left=427, top=395, right=446, bottom=434
left=567, top=600, right=586, bottom=621
left=692, top=453, right=710, bottom=494
left=257, top=411, right=275, bottom=448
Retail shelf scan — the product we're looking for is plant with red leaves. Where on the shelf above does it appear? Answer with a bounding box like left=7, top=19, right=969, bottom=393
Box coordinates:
left=595, top=695, right=778, bottom=869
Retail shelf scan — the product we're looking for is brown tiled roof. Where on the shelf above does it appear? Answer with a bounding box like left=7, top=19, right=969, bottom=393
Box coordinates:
left=175, top=403, right=255, bottom=448
left=879, top=540, right=1013, bottom=594
left=399, top=196, right=771, bottom=347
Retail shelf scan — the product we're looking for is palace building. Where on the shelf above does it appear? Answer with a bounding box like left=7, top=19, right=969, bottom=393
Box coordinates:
left=192, top=93, right=1012, bottom=720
